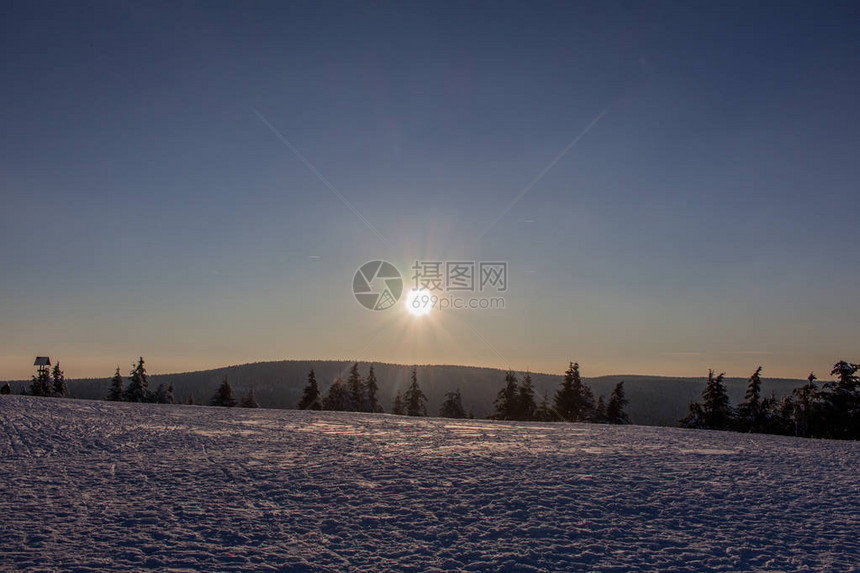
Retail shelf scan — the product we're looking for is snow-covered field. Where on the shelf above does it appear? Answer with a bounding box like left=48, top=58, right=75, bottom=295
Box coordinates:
left=1, top=396, right=857, bottom=571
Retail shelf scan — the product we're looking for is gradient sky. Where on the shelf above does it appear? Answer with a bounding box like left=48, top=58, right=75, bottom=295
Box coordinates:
left=1, top=1, right=858, bottom=381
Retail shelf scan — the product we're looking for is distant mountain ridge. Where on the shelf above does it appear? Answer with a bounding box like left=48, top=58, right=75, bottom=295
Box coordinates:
left=2, top=360, right=807, bottom=426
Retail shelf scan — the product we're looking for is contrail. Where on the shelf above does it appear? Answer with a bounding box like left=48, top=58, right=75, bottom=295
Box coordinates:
left=476, top=107, right=609, bottom=242
left=253, top=108, right=390, bottom=248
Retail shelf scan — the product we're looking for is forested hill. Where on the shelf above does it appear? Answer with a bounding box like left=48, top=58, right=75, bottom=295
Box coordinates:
left=2, top=361, right=806, bottom=426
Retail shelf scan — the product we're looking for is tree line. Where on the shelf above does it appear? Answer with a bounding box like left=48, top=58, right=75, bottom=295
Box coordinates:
left=105, top=358, right=175, bottom=404
left=681, top=361, right=860, bottom=440
left=103, top=357, right=259, bottom=408
left=209, top=376, right=260, bottom=408
left=486, top=362, right=630, bottom=424
left=7, top=358, right=632, bottom=426
left=16, top=362, right=68, bottom=398
left=295, top=361, right=631, bottom=425
left=8, top=355, right=858, bottom=440
left=295, top=364, right=432, bottom=417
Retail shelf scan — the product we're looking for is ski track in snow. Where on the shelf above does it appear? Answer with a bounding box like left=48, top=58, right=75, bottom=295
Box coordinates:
left=0, top=396, right=858, bottom=572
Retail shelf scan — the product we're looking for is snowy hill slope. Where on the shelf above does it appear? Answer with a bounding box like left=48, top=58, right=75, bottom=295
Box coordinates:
left=1, top=396, right=858, bottom=571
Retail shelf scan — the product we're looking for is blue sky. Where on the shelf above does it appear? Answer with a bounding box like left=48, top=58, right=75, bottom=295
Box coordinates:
left=1, top=1, right=858, bottom=379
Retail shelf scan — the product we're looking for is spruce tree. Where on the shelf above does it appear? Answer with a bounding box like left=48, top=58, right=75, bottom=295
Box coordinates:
left=366, top=365, right=381, bottom=413
left=152, top=384, right=169, bottom=404
left=210, top=376, right=237, bottom=407
left=582, top=379, right=596, bottom=421
left=830, top=360, right=859, bottom=389
left=107, top=367, right=124, bottom=401
left=821, top=361, right=860, bottom=439
left=51, top=363, right=67, bottom=397
left=241, top=388, right=260, bottom=408
left=347, top=363, right=366, bottom=412
left=770, top=392, right=797, bottom=436
left=493, top=371, right=519, bottom=420
left=606, top=381, right=630, bottom=424
left=737, top=366, right=764, bottom=430
left=29, top=367, right=51, bottom=397
left=536, top=391, right=557, bottom=421
left=322, top=377, right=350, bottom=411
left=298, top=369, right=322, bottom=410
left=404, top=368, right=427, bottom=416
left=517, top=372, right=537, bottom=421
left=792, top=372, right=817, bottom=438
left=702, top=370, right=731, bottom=430
left=554, top=362, right=576, bottom=421
left=124, top=357, right=151, bottom=403
left=0, top=382, right=10, bottom=395
left=757, top=390, right=793, bottom=435
left=151, top=383, right=175, bottom=404
left=745, top=366, right=763, bottom=409
left=595, top=396, right=607, bottom=423
left=553, top=362, right=594, bottom=422
left=439, top=389, right=466, bottom=418
left=680, top=401, right=705, bottom=428
left=392, top=392, right=405, bottom=415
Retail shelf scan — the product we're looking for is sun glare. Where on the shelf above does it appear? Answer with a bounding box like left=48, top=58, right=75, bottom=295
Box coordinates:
left=405, top=289, right=433, bottom=317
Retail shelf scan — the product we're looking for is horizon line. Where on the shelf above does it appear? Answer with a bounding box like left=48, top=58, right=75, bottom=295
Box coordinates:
left=0, top=357, right=815, bottom=383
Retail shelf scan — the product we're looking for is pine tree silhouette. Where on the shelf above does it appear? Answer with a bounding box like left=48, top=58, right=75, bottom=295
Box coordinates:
left=152, top=384, right=167, bottom=404
left=298, top=369, right=322, bottom=410
left=791, top=372, right=817, bottom=438
left=107, top=367, right=124, bottom=401
left=595, top=396, right=607, bottom=423
left=392, top=392, right=405, bottom=415
left=404, top=368, right=427, bottom=416
left=366, top=365, right=382, bottom=413
left=322, top=377, right=350, bottom=411
left=241, top=388, right=260, bottom=408
left=210, top=376, right=237, bottom=407
left=51, top=363, right=67, bottom=397
left=439, top=389, right=467, bottom=418
left=821, top=361, right=860, bottom=439
left=493, top=371, right=519, bottom=420
left=702, top=370, right=731, bottom=430
left=553, top=362, right=594, bottom=422
left=347, top=363, right=366, bottom=412
left=737, top=366, right=764, bottom=430
left=29, top=367, right=51, bottom=397
left=517, top=372, right=537, bottom=421
left=830, top=361, right=859, bottom=388
left=124, top=357, right=151, bottom=403
left=680, top=401, right=705, bottom=428
left=606, top=381, right=630, bottom=425
left=536, top=391, right=557, bottom=421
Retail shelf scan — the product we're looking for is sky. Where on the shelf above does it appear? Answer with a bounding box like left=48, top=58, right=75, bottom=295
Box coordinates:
left=1, top=1, right=858, bottom=381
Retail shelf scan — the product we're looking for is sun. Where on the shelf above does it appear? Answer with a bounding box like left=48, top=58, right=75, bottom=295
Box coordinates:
left=405, top=288, right=433, bottom=317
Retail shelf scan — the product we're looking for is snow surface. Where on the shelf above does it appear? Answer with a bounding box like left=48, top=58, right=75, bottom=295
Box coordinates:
left=1, top=396, right=858, bottom=571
